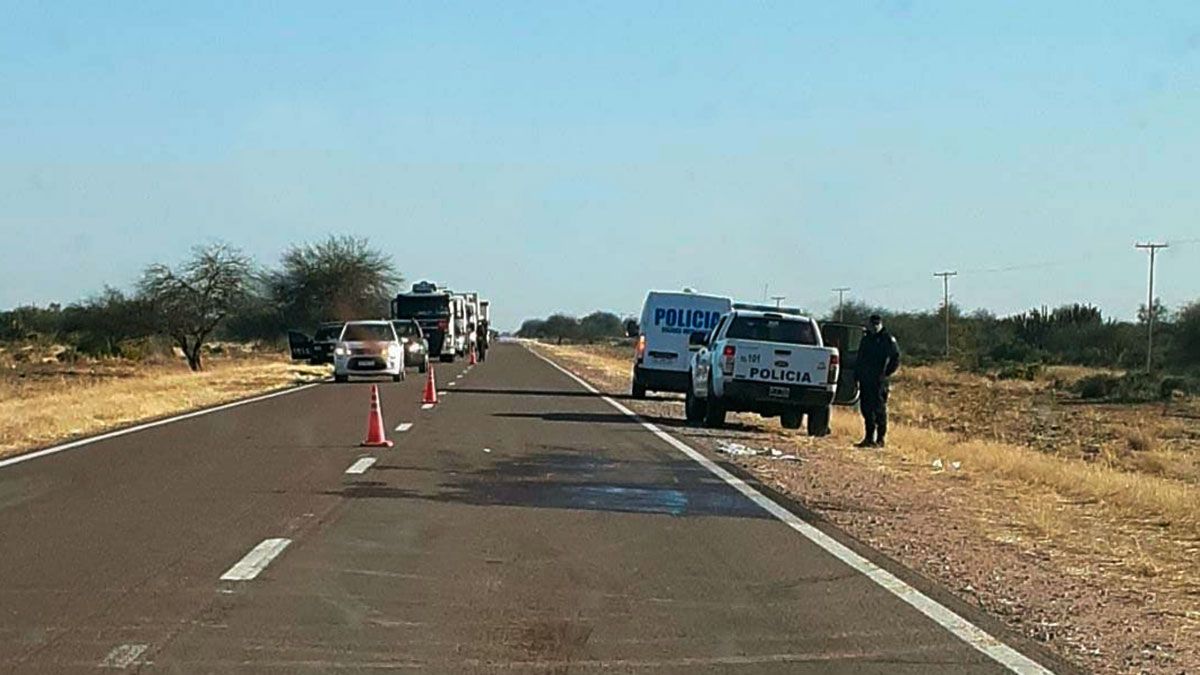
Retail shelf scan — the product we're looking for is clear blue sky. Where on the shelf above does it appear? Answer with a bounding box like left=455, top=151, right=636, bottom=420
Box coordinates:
left=2, top=1, right=1198, bottom=330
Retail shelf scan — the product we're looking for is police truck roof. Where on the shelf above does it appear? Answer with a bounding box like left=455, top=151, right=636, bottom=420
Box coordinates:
left=732, top=308, right=813, bottom=323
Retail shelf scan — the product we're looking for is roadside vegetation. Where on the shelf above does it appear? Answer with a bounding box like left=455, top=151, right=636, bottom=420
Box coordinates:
left=534, top=340, right=1200, bottom=674
left=0, top=235, right=402, bottom=372
left=0, top=235, right=400, bottom=458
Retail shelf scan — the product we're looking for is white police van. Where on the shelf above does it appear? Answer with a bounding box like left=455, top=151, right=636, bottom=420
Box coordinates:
left=631, top=290, right=732, bottom=398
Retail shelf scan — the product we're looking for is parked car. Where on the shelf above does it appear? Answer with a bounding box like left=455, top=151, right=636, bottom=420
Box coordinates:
left=391, top=319, right=430, bottom=373
left=308, top=322, right=345, bottom=365
left=333, top=320, right=405, bottom=383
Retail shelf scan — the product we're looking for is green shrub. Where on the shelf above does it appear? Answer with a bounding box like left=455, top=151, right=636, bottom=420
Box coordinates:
left=1075, top=374, right=1119, bottom=399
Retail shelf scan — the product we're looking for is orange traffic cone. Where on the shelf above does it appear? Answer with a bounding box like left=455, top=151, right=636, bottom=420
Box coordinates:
left=422, top=366, right=438, bottom=405
left=361, top=385, right=394, bottom=447
left=469, top=346, right=477, bottom=365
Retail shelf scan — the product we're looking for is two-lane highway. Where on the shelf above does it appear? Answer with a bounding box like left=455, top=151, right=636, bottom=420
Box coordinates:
left=0, top=344, right=1060, bottom=673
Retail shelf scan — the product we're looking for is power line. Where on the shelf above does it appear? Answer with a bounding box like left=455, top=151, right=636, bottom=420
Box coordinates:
left=933, top=271, right=958, bottom=358
left=832, top=287, right=850, bottom=321
left=1135, top=242, right=1168, bottom=373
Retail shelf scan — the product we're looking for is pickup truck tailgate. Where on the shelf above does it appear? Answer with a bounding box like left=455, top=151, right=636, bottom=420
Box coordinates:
left=730, top=340, right=832, bottom=385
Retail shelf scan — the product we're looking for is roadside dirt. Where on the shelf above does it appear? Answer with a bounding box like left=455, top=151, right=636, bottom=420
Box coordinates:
left=535, top=341, right=1200, bottom=675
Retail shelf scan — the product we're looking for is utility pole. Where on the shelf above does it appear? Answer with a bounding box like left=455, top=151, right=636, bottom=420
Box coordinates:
left=1135, top=242, right=1168, bottom=372
left=934, top=271, right=958, bottom=358
left=770, top=295, right=786, bottom=308
left=832, top=287, right=850, bottom=322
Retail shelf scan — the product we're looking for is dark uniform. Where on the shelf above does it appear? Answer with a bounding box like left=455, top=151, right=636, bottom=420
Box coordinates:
left=855, top=325, right=901, bottom=446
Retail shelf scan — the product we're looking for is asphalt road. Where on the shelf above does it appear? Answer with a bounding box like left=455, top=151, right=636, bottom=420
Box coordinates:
left=0, top=343, right=1062, bottom=674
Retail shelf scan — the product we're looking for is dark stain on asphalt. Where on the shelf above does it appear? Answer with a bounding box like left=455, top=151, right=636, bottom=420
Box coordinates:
left=333, top=451, right=769, bottom=519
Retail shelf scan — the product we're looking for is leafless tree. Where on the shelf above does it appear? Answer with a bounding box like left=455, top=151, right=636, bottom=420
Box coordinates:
left=140, top=243, right=252, bottom=371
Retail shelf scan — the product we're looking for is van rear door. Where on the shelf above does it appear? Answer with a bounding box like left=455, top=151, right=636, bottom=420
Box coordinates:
left=639, top=292, right=731, bottom=373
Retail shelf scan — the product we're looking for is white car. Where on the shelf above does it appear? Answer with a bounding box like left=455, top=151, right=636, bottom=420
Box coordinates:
left=333, top=320, right=405, bottom=383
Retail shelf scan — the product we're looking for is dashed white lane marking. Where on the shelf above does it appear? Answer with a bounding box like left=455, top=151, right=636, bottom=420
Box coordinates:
left=482, top=448, right=492, bottom=453
left=396, top=422, right=414, bottom=432
left=345, top=457, right=377, bottom=474
left=0, top=383, right=321, bottom=471
left=527, top=346, right=1055, bottom=675
left=100, top=643, right=148, bottom=668
left=437, top=390, right=447, bottom=396
left=220, top=538, right=292, bottom=581
left=421, top=403, right=434, bottom=410
left=448, top=381, right=457, bottom=387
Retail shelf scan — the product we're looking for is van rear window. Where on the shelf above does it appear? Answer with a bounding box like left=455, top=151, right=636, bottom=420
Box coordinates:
left=726, top=317, right=817, bottom=345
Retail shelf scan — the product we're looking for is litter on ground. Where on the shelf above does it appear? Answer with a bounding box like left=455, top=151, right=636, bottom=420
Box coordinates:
left=716, top=441, right=802, bottom=462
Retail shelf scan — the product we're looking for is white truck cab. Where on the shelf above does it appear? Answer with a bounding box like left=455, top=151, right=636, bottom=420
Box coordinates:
left=686, top=309, right=840, bottom=434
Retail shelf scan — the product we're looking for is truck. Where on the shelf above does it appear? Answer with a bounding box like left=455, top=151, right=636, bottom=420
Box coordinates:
left=391, top=282, right=464, bottom=362
left=458, top=292, right=481, bottom=356
left=685, top=309, right=844, bottom=436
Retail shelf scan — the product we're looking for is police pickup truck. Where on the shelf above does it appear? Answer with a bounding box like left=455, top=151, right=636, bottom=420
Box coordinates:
left=685, top=309, right=840, bottom=435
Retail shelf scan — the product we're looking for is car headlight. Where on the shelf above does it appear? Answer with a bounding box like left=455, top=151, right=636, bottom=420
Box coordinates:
left=334, top=345, right=349, bottom=356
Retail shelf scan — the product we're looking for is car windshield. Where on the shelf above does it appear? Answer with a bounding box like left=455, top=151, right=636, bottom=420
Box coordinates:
left=392, top=322, right=420, bottom=337
left=340, top=324, right=393, bottom=342
left=726, top=316, right=817, bottom=345
left=313, top=325, right=343, bottom=341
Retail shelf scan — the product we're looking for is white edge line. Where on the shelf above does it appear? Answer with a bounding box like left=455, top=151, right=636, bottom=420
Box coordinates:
left=344, top=456, right=377, bottom=475
left=525, top=345, right=1054, bottom=675
left=219, top=537, right=292, bottom=581
left=0, top=382, right=322, bottom=471
left=396, top=422, right=414, bottom=432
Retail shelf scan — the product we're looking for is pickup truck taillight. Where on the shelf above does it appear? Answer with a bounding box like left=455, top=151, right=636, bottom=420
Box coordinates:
left=828, top=353, right=840, bottom=384
left=722, top=345, right=736, bottom=376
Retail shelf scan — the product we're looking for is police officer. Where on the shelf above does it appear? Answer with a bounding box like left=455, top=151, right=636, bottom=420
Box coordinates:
left=855, top=314, right=901, bottom=448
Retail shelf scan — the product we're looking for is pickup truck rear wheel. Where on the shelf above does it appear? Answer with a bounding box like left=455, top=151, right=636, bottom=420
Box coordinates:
left=702, top=377, right=726, bottom=428
left=684, top=381, right=705, bottom=425
left=780, top=411, right=803, bottom=430
left=807, top=406, right=832, bottom=436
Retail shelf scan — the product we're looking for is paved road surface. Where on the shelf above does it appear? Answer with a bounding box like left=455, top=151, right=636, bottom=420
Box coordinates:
left=0, top=343, right=1064, bottom=673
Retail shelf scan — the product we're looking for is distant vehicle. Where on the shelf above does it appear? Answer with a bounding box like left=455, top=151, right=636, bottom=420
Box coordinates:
left=685, top=309, right=845, bottom=434
left=631, top=290, right=732, bottom=398
left=390, top=319, right=429, bottom=373
left=308, top=322, right=345, bottom=365
left=392, top=282, right=463, bottom=362
left=332, top=320, right=405, bottom=383
left=286, top=321, right=344, bottom=365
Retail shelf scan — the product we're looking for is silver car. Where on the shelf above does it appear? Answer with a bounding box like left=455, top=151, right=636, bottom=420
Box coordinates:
left=333, top=321, right=405, bottom=383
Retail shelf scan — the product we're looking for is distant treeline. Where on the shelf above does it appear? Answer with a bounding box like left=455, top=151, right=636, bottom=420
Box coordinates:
left=516, top=298, right=1200, bottom=375
left=516, top=312, right=632, bottom=345
left=0, top=236, right=402, bottom=370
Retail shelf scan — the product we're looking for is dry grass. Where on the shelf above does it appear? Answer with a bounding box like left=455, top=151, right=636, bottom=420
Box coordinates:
left=0, top=356, right=327, bottom=459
